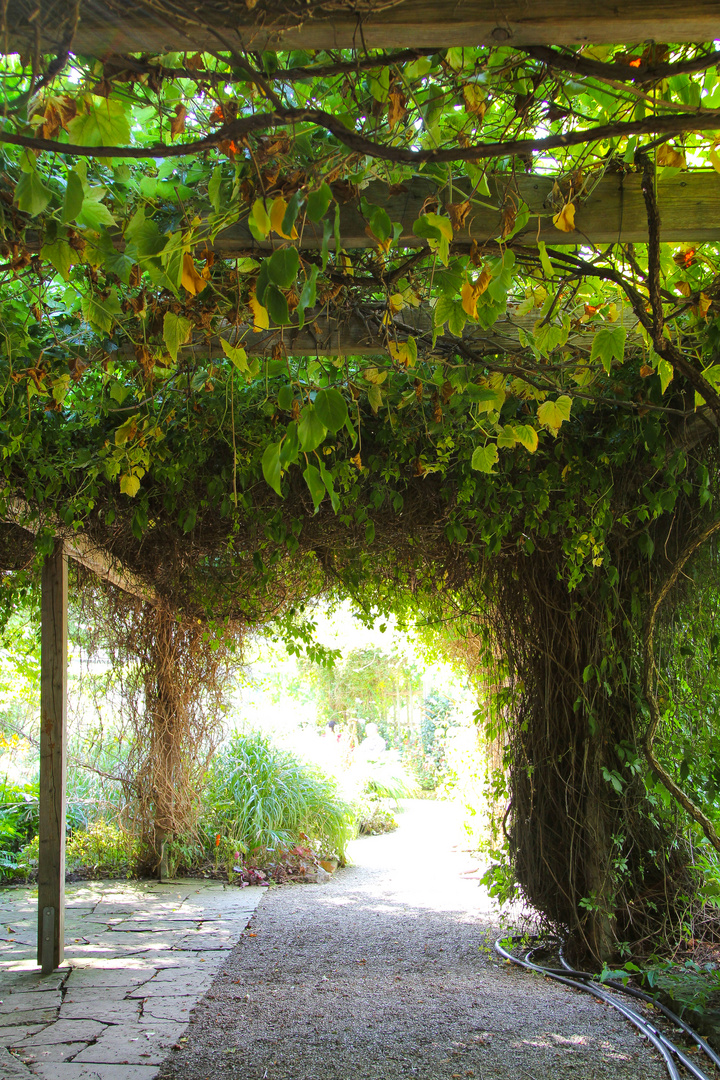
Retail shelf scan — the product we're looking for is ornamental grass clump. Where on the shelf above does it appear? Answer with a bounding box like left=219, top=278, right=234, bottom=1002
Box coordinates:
left=203, top=731, right=355, bottom=862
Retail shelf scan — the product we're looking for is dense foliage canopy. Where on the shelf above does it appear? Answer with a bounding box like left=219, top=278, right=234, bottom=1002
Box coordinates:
left=4, top=4, right=720, bottom=961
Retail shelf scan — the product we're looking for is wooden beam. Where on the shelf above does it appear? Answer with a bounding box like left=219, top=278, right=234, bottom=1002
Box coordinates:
left=184, top=304, right=637, bottom=358
left=4, top=1, right=719, bottom=55
left=213, top=172, right=720, bottom=252
left=22, top=174, right=720, bottom=256
left=5, top=500, right=160, bottom=606
left=37, top=541, right=67, bottom=974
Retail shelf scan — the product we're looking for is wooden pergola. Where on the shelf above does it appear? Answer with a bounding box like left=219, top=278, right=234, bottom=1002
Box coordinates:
left=4, top=0, right=718, bottom=972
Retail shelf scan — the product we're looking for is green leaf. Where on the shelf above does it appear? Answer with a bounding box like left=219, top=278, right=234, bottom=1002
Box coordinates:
left=405, top=57, right=432, bottom=80
left=265, top=283, right=290, bottom=326
left=297, top=264, right=319, bottom=328
left=262, top=441, right=283, bottom=496
left=298, top=405, right=327, bottom=451
left=447, top=301, right=466, bottom=338
left=471, top=444, right=499, bottom=473
left=278, top=385, right=295, bottom=411
left=319, top=461, right=340, bottom=513
left=220, top=338, right=249, bottom=372
left=15, top=169, right=52, bottom=216
left=266, top=247, right=300, bottom=288
left=41, top=225, right=73, bottom=281
left=282, top=191, right=304, bottom=235
left=314, top=387, right=347, bottom=433
left=512, top=424, right=539, bottom=452
left=81, top=288, right=122, bottom=333
left=94, top=230, right=134, bottom=284
left=412, top=213, right=451, bottom=264
left=163, top=312, right=193, bottom=362
left=368, top=67, right=390, bottom=102
left=307, top=182, right=333, bottom=222
left=361, top=199, right=392, bottom=243
left=368, top=384, right=383, bottom=413
left=279, top=421, right=300, bottom=466
left=303, top=464, right=326, bottom=511
left=590, top=325, right=627, bottom=374
left=208, top=166, right=222, bottom=213
left=62, top=171, right=85, bottom=223
left=467, top=385, right=503, bottom=411
left=180, top=505, right=197, bottom=533
left=537, top=241, right=555, bottom=279
left=67, top=97, right=131, bottom=147
left=77, top=185, right=117, bottom=229
left=537, top=395, right=573, bottom=433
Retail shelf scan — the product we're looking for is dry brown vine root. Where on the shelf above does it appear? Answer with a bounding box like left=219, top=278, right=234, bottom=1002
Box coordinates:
left=79, top=582, right=242, bottom=868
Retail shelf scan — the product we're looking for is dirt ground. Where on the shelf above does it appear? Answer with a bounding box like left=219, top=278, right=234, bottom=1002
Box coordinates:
left=157, top=800, right=667, bottom=1080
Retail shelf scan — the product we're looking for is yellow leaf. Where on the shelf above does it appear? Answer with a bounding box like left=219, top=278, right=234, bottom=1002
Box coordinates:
left=462, top=83, right=487, bottom=119
left=512, top=424, right=539, bottom=452
left=710, top=147, right=720, bottom=173
left=605, top=302, right=618, bottom=322
left=461, top=281, right=479, bottom=319
left=181, top=252, right=207, bottom=295
left=656, top=143, right=686, bottom=169
left=552, top=202, right=576, bottom=233
left=250, top=199, right=271, bottom=239
left=698, top=292, right=712, bottom=317
left=461, top=270, right=491, bottom=318
left=387, top=292, right=405, bottom=315
left=270, top=196, right=298, bottom=240
left=537, top=395, right=572, bottom=433
left=119, top=474, right=141, bottom=497
left=249, top=289, right=269, bottom=332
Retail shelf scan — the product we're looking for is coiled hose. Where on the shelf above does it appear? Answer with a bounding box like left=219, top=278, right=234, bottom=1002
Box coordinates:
left=494, top=936, right=720, bottom=1080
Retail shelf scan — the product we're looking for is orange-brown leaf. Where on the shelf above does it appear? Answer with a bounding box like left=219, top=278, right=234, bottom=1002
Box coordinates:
left=387, top=89, right=407, bottom=129
left=447, top=200, right=470, bottom=232
left=171, top=104, right=187, bottom=139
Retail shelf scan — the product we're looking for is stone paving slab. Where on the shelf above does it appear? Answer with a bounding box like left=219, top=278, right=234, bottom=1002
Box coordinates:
left=0, top=993, right=62, bottom=1014
left=32, top=1066, right=159, bottom=1080
left=0, top=879, right=265, bottom=1080
left=0, top=1046, right=35, bottom=1078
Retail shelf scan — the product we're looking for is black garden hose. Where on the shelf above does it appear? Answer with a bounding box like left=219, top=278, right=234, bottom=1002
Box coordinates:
left=495, top=936, right=718, bottom=1080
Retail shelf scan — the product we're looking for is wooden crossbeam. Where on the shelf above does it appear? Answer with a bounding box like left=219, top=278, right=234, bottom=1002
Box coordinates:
left=5, top=500, right=159, bottom=605
left=213, top=173, right=720, bottom=252
left=4, top=1, right=719, bottom=55
left=184, top=305, right=637, bottom=358
left=23, top=173, right=720, bottom=257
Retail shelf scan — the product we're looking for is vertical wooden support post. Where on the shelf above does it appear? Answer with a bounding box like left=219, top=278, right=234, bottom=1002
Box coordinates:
left=37, top=541, right=67, bottom=973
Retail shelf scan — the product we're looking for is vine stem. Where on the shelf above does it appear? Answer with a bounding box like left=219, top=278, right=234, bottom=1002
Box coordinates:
left=642, top=515, right=720, bottom=853
left=3, top=105, right=720, bottom=164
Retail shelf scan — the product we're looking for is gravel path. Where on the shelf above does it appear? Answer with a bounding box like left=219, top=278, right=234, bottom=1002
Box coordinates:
left=158, top=800, right=666, bottom=1080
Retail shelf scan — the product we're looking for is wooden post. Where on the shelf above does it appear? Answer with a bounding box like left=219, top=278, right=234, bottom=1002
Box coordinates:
left=37, top=541, right=68, bottom=973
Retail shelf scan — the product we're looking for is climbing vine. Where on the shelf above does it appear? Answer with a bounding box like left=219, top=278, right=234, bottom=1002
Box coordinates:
left=3, top=10, right=720, bottom=959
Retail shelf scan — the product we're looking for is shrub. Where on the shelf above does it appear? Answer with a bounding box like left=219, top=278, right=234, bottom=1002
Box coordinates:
left=65, top=820, right=137, bottom=874
left=202, top=731, right=356, bottom=862
left=354, top=797, right=398, bottom=836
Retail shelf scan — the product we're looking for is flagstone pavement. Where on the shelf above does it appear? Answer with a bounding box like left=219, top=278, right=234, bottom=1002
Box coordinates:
left=0, top=878, right=265, bottom=1080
